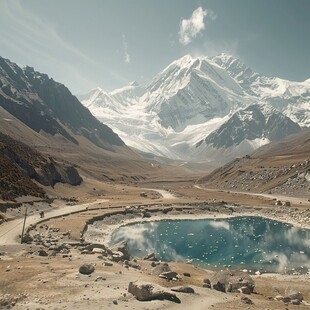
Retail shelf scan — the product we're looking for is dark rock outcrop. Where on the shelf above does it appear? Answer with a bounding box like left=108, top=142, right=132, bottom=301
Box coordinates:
left=204, top=104, right=301, bottom=149
left=0, top=56, right=124, bottom=150
left=0, top=133, right=82, bottom=200
left=79, top=263, right=95, bottom=275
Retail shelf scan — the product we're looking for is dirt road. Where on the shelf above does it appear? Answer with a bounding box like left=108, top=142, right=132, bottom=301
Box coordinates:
left=0, top=199, right=108, bottom=245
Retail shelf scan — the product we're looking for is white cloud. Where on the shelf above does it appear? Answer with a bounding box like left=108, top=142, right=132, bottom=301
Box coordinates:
left=122, top=34, right=130, bottom=64
left=179, top=7, right=216, bottom=45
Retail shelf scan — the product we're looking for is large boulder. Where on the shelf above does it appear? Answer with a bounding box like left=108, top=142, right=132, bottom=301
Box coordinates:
left=79, top=263, right=95, bottom=275
left=152, top=263, right=171, bottom=276
left=210, top=270, right=255, bottom=293
left=284, top=287, right=303, bottom=302
left=128, top=281, right=181, bottom=303
left=110, top=241, right=131, bottom=261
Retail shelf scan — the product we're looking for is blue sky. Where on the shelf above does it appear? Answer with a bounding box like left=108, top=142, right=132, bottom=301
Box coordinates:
left=0, top=0, right=309, bottom=94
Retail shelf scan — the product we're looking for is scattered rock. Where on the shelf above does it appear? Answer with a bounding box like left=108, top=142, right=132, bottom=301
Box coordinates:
left=103, top=262, right=113, bottom=267
left=183, top=272, right=191, bottom=277
left=92, top=248, right=105, bottom=254
left=159, top=271, right=178, bottom=280
left=112, top=299, right=118, bottom=305
left=79, top=263, right=95, bottom=275
left=81, top=250, right=95, bottom=254
left=124, top=260, right=141, bottom=270
left=284, top=287, right=303, bottom=302
left=128, top=281, right=181, bottom=303
left=203, top=278, right=211, bottom=288
left=143, top=253, right=156, bottom=261
left=241, top=296, right=254, bottom=305
left=291, top=299, right=301, bottom=305
left=82, top=243, right=112, bottom=255
left=238, top=286, right=252, bottom=294
left=22, top=234, right=33, bottom=243
left=211, top=270, right=255, bottom=293
left=110, top=241, right=131, bottom=261
left=142, top=211, right=152, bottom=218
left=274, top=295, right=284, bottom=301
left=36, top=249, right=48, bottom=257
left=110, top=251, right=125, bottom=262
left=171, top=286, right=195, bottom=294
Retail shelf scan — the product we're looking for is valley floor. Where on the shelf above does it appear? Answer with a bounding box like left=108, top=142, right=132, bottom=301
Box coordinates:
left=0, top=178, right=309, bottom=309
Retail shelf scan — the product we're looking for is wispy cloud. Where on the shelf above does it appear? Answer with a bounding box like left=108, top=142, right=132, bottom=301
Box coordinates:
left=0, top=0, right=96, bottom=93
left=122, top=34, right=131, bottom=64
left=0, top=0, right=94, bottom=64
left=179, top=7, right=216, bottom=45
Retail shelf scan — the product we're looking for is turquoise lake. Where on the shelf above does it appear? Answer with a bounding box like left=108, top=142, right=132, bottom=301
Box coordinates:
left=110, top=216, right=310, bottom=274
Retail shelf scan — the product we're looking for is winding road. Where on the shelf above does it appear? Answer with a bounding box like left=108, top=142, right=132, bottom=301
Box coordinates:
left=0, top=199, right=108, bottom=245
left=0, top=188, right=176, bottom=245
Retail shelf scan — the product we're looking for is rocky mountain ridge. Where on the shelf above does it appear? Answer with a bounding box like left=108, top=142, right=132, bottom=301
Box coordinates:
left=0, top=132, right=82, bottom=200
left=198, top=130, right=310, bottom=196
left=80, top=54, right=309, bottom=163
left=202, top=103, right=301, bottom=148
left=0, top=56, right=125, bottom=151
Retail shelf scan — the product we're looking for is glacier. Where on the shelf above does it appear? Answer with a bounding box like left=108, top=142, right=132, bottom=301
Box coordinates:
left=79, top=54, right=309, bottom=165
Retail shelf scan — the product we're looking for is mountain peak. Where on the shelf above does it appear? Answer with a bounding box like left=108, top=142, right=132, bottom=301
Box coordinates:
left=172, top=54, right=194, bottom=67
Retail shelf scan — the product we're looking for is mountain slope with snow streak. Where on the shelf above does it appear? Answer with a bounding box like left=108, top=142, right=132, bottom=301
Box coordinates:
left=80, top=54, right=309, bottom=164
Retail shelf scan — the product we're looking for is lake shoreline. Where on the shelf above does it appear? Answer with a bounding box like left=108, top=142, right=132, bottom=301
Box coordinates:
left=84, top=203, right=310, bottom=245
left=83, top=203, right=310, bottom=275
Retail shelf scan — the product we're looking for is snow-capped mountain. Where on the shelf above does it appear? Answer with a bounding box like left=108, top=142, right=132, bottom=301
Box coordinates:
left=80, top=54, right=309, bottom=164
left=213, top=53, right=310, bottom=127
left=203, top=103, right=301, bottom=148
left=144, top=55, right=249, bottom=131
left=194, top=103, right=301, bottom=164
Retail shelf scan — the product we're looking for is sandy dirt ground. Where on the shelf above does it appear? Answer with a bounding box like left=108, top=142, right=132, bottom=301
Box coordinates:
left=1, top=179, right=309, bottom=309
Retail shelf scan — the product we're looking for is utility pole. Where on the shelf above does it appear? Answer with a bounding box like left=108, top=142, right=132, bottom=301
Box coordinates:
left=20, top=207, right=28, bottom=244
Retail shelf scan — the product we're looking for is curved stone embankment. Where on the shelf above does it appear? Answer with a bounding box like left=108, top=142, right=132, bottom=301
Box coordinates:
left=82, top=202, right=310, bottom=247
left=2, top=200, right=310, bottom=310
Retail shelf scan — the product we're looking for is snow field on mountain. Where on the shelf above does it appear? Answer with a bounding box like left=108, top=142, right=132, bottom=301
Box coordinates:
left=79, top=53, right=309, bottom=163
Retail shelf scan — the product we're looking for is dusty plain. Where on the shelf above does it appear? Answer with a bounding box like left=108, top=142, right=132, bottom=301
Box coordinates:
left=1, top=172, right=309, bottom=310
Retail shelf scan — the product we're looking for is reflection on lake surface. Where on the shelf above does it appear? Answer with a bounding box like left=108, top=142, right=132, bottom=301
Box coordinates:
left=110, top=216, right=310, bottom=273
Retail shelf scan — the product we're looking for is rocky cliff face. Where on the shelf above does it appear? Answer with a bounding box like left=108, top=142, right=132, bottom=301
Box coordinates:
left=0, top=133, right=82, bottom=200
left=203, top=104, right=301, bottom=148
left=0, top=57, right=124, bottom=151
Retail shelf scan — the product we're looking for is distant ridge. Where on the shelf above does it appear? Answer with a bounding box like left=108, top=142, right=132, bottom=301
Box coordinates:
left=0, top=56, right=124, bottom=151
left=80, top=54, right=309, bottom=164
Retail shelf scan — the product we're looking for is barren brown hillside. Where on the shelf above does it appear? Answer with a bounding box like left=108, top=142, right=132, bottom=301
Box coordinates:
left=198, top=130, right=310, bottom=197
